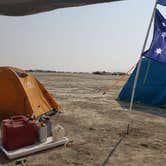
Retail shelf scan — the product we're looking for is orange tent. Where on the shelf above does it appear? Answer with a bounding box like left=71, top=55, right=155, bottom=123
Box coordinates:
left=0, top=67, right=58, bottom=118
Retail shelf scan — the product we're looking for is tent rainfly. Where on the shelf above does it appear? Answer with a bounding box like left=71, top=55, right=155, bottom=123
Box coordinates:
left=0, top=0, right=123, bottom=16
left=0, top=67, right=58, bottom=118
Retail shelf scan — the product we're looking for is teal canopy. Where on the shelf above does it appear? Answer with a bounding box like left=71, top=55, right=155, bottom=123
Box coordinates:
left=119, top=57, right=166, bottom=107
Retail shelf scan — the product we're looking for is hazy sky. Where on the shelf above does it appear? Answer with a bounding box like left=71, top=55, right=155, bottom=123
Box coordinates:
left=0, top=0, right=165, bottom=72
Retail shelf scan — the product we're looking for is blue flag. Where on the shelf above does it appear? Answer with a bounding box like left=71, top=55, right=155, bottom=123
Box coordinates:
left=158, top=0, right=166, bottom=6
left=144, top=9, right=166, bottom=63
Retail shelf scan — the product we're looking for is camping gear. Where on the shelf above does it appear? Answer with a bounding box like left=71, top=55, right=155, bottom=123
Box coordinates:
left=0, top=137, right=69, bottom=159
left=119, top=9, right=166, bottom=108
left=2, top=115, right=38, bottom=151
left=38, top=123, right=47, bottom=143
left=39, top=115, right=52, bottom=137
left=0, top=0, right=123, bottom=16
left=0, top=67, right=58, bottom=118
left=103, top=64, right=135, bottom=95
left=45, top=118, right=52, bottom=137
left=118, top=57, right=166, bottom=106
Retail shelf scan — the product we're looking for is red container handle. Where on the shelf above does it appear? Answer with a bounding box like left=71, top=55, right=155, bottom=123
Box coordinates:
left=10, top=115, right=28, bottom=123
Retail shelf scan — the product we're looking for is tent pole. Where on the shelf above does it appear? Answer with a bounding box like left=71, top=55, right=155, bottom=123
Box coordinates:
left=128, top=0, right=158, bottom=127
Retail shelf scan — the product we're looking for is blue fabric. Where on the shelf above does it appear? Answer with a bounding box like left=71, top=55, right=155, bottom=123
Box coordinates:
left=144, top=9, right=166, bottom=63
left=158, top=0, right=166, bottom=6
left=118, top=57, right=166, bottom=106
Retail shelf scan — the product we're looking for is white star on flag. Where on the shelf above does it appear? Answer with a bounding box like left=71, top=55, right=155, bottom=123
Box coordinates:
left=155, top=48, right=163, bottom=55
left=162, top=22, right=166, bottom=27
left=161, top=31, right=166, bottom=38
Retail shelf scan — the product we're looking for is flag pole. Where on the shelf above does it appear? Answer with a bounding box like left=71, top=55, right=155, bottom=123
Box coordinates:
left=128, top=0, right=158, bottom=131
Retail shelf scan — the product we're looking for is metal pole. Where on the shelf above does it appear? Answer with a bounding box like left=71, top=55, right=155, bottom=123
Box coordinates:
left=129, top=0, right=158, bottom=112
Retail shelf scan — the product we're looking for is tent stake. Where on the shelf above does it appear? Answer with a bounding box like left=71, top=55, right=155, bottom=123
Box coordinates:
left=128, top=0, right=158, bottom=133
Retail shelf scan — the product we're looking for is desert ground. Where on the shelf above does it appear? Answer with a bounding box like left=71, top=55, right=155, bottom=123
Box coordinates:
left=0, top=72, right=166, bottom=166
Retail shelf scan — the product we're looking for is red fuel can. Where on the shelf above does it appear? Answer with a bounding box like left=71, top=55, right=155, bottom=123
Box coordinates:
left=2, top=115, right=38, bottom=151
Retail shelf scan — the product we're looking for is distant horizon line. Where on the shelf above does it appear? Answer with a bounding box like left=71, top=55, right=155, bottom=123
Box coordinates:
left=25, top=69, right=127, bottom=75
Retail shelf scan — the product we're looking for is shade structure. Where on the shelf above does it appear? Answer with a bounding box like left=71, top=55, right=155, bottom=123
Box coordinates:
left=118, top=57, right=166, bottom=107
left=0, top=67, right=58, bottom=118
left=0, top=0, right=123, bottom=16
